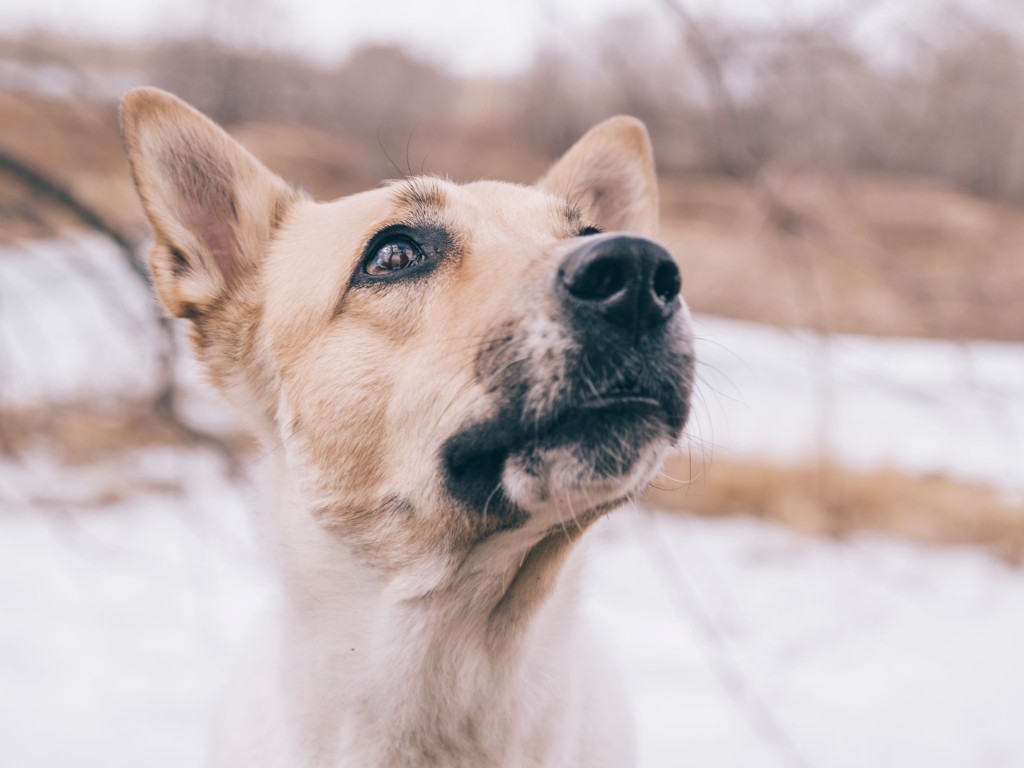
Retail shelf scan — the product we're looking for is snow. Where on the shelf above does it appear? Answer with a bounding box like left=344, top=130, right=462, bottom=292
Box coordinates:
left=0, top=451, right=267, bottom=768
left=0, top=57, right=142, bottom=103
left=2, top=235, right=1024, bottom=766
left=689, top=315, right=1024, bottom=495
left=0, top=235, right=165, bottom=405
left=589, top=511, right=1024, bottom=767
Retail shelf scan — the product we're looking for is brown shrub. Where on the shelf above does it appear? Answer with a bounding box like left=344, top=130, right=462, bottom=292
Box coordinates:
left=646, top=454, right=1024, bottom=564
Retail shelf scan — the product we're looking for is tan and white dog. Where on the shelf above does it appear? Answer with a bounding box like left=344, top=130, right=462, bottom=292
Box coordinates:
left=120, top=87, right=694, bottom=768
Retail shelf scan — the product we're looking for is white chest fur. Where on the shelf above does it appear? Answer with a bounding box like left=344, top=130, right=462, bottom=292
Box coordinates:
left=212, top=464, right=635, bottom=768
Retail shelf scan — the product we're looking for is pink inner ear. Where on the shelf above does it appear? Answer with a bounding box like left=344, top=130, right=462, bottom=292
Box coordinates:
left=186, top=199, right=243, bottom=287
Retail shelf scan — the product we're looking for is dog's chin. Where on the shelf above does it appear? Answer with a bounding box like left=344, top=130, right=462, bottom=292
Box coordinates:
left=442, top=397, right=681, bottom=526
left=501, top=438, right=669, bottom=520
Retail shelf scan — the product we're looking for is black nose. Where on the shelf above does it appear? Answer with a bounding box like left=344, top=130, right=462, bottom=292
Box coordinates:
left=559, top=235, right=681, bottom=337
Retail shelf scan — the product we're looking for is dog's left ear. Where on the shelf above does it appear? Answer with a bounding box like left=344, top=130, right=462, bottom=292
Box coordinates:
left=538, top=116, right=659, bottom=237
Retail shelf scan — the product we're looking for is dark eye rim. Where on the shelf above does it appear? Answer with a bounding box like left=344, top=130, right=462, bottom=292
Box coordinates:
left=353, top=224, right=449, bottom=286
left=578, top=226, right=603, bottom=237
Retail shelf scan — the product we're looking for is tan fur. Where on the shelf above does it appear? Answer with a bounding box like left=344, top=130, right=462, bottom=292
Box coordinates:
left=121, top=87, right=691, bottom=768
left=539, top=116, right=660, bottom=238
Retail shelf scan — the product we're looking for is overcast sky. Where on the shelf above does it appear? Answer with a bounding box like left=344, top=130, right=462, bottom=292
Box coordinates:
left=0, top=0, right=1012, bottom=73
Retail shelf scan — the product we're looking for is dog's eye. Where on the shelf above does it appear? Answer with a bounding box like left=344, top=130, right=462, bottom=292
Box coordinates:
left=579, top=226, right=602, bottom=237
left=366, top=238, right=422, bottom=276
left=354, top=225, right=451, bottom=287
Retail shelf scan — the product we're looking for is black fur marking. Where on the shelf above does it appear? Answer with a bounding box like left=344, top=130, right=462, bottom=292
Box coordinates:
left=440, top=303, right=693, bottom=519
left=442, top=421, right=521, bottom=524
left=169, top=246, right=190, bottom=275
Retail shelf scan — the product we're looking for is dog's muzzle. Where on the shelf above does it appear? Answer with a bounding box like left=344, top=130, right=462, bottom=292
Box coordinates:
left=441, top=233, right=694, bottom=524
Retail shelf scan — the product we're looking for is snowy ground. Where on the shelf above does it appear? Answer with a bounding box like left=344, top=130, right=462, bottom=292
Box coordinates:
left=2, top=235, right=1024, bottom=766
left=689, top=315, right=1024, bottom=496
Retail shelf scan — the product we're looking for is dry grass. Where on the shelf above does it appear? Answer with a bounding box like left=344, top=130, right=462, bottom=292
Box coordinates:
left=645, top=454, right=1024, bottom=564
left=659, top=173, right=1024, bottom=341
left=0, top=402, right=251, bottom=464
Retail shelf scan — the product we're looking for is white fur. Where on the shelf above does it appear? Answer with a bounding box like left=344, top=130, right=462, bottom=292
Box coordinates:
left=212, top=449, right=636, bottom=768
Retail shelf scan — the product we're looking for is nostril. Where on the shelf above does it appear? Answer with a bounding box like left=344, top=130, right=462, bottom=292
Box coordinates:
left=567, top=257, right=628, bottom=302
left=558, top=236, right=681, bottom=334
left=652, top=260, right=681, bottom=304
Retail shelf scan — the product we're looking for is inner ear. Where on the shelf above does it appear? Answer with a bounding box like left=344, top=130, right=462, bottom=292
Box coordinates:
left=120, top=87, right=297, bottom=317
left=538, top=116, right=659, bottom=238
left=161, top=142, right=243, bottom=283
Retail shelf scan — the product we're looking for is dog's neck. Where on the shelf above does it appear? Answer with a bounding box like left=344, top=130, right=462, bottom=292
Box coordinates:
left=257, top=453, right=598, bottom=766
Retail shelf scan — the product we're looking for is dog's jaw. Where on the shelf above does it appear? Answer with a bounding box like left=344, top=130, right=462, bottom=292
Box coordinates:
left=501, top=439, right=669, bottom=518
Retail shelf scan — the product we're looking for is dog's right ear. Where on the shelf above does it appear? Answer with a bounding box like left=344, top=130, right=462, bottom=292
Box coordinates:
left=120, top=87, right=296, bottom=318
left=538, top=115, right=659, bottom=237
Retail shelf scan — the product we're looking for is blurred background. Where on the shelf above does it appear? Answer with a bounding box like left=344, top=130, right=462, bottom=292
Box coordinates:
left=1, top=0, right=1023, bottom=766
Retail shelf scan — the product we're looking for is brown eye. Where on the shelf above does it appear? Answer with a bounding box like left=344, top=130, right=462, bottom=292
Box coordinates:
left=366, top=238, right=421, bottom=275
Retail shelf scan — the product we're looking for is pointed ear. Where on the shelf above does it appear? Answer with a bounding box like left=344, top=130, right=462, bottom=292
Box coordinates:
left=538, top=116, right=659, bottom=237
left=120, top=87, right=297, bottom=318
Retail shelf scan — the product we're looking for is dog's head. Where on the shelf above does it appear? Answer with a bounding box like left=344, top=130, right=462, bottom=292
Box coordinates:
left=121, top=88, right=694, bottom=575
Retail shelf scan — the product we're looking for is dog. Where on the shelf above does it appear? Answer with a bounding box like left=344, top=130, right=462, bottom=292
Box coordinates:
left=120, top=87, right=694, bottom=768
